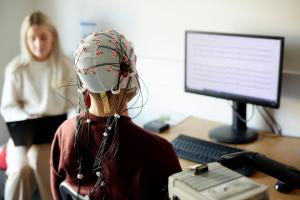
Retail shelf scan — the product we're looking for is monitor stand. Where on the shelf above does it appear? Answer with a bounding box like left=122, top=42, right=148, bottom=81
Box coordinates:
left=209, top=102, right=258, bottom=144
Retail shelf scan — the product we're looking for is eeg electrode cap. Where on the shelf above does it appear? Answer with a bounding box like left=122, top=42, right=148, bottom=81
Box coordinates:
left=74, top=29, right=139, bottom=94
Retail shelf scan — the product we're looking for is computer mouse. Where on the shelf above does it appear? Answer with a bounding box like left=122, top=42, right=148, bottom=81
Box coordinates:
left=275, top=180, right=294, bottom=193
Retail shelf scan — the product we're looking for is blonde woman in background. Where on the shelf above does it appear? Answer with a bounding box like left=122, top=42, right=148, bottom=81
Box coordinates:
left=1, top=11, right=76, bottom=200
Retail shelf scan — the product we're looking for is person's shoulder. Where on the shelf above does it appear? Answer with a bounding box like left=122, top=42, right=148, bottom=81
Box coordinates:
left=58, top=116, right=76, bottom=130
left=124, top=120, right=181, bottom=171
left=123, top=118, right=173, bottom=149
left=5, top=56, right=28, bottom=76
left=56, top=116, right=77, bottom=138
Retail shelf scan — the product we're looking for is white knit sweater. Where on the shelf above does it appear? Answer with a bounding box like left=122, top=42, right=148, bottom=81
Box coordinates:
left=1, top=56, right=77, bottom=122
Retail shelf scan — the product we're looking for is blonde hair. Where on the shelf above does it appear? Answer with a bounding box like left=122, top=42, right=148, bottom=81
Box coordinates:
left=18, top=11, right=67, bottom=88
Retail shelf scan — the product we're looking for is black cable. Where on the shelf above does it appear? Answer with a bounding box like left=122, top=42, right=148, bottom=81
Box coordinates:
left=257, top=106, right=282, bottom=135
left=262, top=107, right=282, bottom=135
left=256, top=106, right=277, bottom=134
left=56, top=84, right=78, bottom=111
left=122, top=75, right=149, bottom=119
left=227, top=101, right=255, bottom=123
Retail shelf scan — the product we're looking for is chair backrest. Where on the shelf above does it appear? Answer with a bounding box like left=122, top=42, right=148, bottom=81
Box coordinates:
left=59, top=181, right=89, bottom=200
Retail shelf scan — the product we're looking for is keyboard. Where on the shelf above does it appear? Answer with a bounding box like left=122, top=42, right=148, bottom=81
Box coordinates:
left=171, top=134, right=255, bottom=176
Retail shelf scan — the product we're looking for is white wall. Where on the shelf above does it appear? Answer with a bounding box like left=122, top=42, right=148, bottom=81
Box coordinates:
left=0, top=0, right=34, bottom=90
left=1, top=0, right=300, bottom=137
left=32, top=0, right=82, bottom=57
left=0, top=0, right=34, bottom=142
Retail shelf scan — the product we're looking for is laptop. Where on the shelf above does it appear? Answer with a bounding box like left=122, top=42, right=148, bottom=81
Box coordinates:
left=6, top=114, right=67, bottom=146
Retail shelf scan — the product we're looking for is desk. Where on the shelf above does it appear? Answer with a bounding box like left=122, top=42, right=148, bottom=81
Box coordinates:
left=161, top=116, right=300, bottom=200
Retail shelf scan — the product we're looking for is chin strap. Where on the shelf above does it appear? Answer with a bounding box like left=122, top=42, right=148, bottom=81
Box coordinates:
left=100, top=92, right=111, bottom=114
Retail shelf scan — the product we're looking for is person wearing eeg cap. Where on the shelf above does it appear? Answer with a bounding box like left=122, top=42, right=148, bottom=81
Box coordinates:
left=50, top=29, right=182, bottom=199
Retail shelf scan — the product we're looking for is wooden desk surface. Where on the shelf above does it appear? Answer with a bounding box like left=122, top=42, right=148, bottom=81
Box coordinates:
left=160, top=116, right=300, bottom=200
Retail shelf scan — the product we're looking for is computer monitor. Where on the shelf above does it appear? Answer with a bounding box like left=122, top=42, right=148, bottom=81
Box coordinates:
left=185, top=31, right=284, bottom=144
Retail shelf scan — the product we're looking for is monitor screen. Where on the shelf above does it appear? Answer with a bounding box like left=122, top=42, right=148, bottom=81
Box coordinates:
left=185, top=31, right=284, bottom=108
left=185, top=31, right=284, bottom=144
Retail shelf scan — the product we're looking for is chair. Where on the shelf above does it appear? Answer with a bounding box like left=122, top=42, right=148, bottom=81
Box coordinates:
left=59, top=181, right=90, bottom=200
left=0, top=169, right=6, bottom=200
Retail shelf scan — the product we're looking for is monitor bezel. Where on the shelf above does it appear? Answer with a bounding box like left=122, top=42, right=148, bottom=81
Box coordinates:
left=185, top=30, right=284, bottom=108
